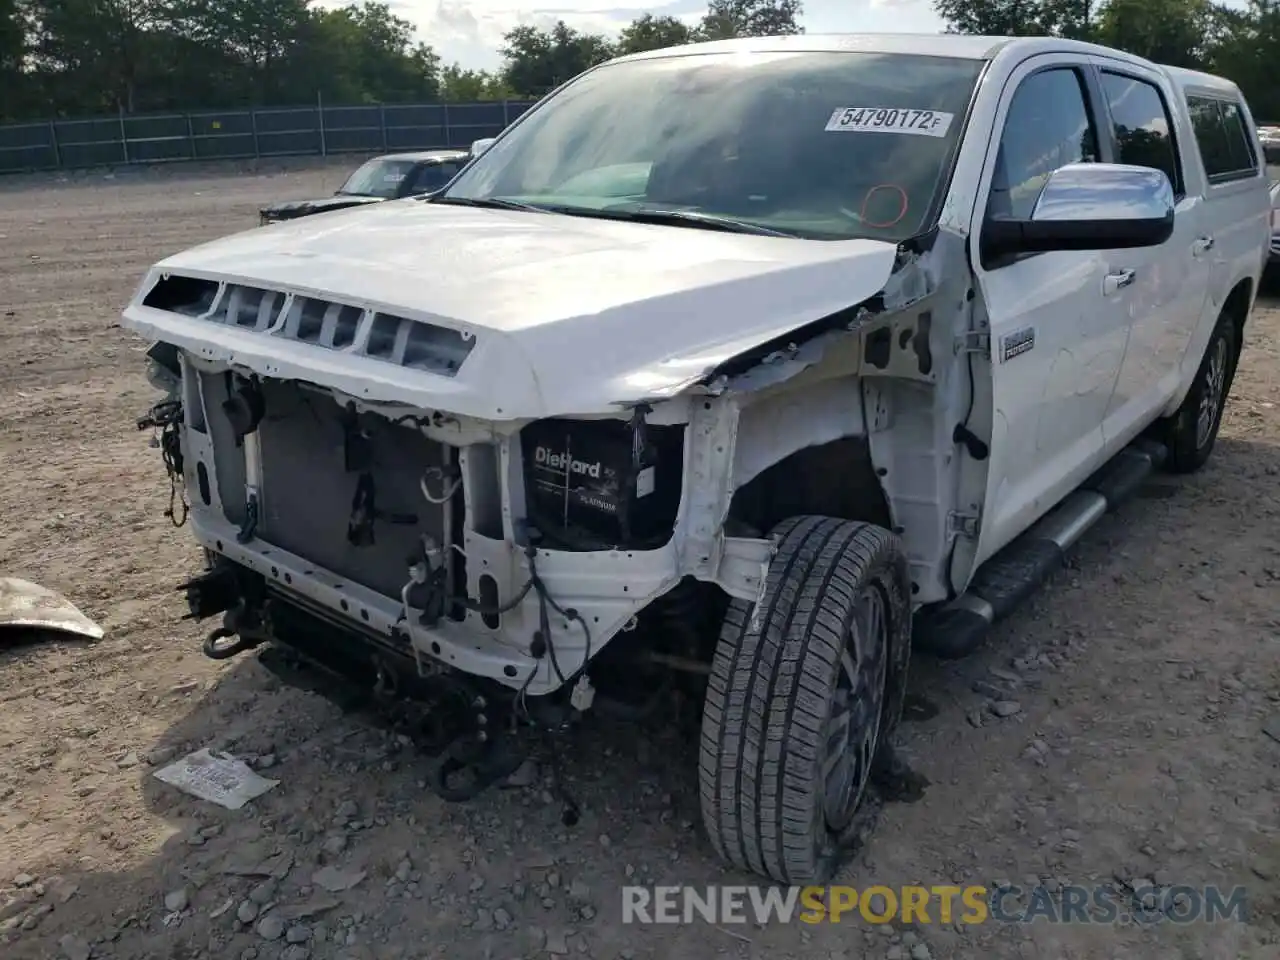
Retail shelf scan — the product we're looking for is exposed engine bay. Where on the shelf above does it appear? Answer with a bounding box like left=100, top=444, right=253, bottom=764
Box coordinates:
left=137, top=343, right=725, bottom=813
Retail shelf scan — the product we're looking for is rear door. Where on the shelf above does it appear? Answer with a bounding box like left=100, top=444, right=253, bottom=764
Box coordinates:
left=1177, top=90, right=1269, bottom=380
left=1089, top=60, right=1209, bottom=450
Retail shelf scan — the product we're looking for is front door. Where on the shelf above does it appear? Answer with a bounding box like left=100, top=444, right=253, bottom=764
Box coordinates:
left=969, top=56, right=1132, bottom=565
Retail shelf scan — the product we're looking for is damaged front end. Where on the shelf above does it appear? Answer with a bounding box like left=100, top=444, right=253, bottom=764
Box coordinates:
left=120, top=217, right=970, bottom=808
left=126, top=295, right=712, bottom=807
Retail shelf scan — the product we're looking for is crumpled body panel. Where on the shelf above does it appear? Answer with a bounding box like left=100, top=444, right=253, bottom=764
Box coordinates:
left=0, top=577, right=104, bottom=641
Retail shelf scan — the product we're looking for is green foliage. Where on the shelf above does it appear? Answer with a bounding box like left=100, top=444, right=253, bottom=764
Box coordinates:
left=1091, top=0, right=1217, bottom=67
left=933, top=0, right=1096, bottom=38
left=438, top=65, right=514, bottom=102
left=0, top=0, right=27, bottom=120
left=697, top=0, right=805, bottom=40
left=499, top=20, right=616, bottom=97
left=616, top=14, right=693, bottom=55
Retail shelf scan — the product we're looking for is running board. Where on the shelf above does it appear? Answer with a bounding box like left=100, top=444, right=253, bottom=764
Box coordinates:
left=914, top=438, right=1167, bottom=659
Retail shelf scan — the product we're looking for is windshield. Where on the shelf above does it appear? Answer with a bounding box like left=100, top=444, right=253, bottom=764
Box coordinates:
left=338, top=159, right=419, bottom=198
left=441, top=51, right=984, bottom=241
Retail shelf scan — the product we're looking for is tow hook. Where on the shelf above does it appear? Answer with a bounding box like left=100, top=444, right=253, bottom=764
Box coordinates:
left=412, top=680, right=524, bottom=801
left=202, top=601, right=271, bottom=661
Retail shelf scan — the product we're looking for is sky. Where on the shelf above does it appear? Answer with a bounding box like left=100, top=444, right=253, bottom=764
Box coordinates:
left=368, top=0, right=948, bottom=71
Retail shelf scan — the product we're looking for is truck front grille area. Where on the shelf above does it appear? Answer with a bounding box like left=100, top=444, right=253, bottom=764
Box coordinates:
left=200, top=374, right=454, bottom=601
left=143, top=274, right=475, bottom=377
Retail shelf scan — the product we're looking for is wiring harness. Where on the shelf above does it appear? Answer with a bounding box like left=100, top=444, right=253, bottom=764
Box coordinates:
left=137, top=399, right=188, bottom=528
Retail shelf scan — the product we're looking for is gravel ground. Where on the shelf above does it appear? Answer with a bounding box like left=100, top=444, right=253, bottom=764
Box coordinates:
left=1, top=159, right=1278, bottom=960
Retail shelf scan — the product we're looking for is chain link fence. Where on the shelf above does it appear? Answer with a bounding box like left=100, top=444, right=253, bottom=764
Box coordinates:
left=0, top=99, right=540, bottom=174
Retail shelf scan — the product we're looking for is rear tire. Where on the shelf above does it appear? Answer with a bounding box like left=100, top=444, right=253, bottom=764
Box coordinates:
left=1163, top=313, right=1237, bottom=474
left=698, top=516, right=911, bottom=884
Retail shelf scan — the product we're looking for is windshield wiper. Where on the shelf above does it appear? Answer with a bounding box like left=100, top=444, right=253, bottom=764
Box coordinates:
left=429, top=195, right=549, bottom=213
left=430, top=197, right=796, bottom=235
left=586, top=206, right=797, bottom=237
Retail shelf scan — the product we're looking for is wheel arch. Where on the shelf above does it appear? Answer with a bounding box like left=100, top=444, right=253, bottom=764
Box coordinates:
left=726, top=435, right=893, bottom=536
left=1222, top=275, right=1253, bottom=366
left=1163, top=275, right=1254, bottom=421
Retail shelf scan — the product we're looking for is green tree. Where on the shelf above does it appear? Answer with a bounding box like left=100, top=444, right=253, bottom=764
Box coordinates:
left=1202, top=0, right=1280, bottom=121
left=616, top=13, right=692, bottom=54
left=932, top=0, right=1096, bottom=37
left=499, top=21, right=615, bottom=97
left=1092, top=0, right=1215, bottom=67
left=439, top=64, right=514, bottom=101
left=24, top=0, right=175, bottom=113
left=166, top=0, right=311, bottom=103
left=697, top=0, right=804, bottom=40
left=0, top=0, right=27, bottom=120
left=290, top=3, right=439, bottom=104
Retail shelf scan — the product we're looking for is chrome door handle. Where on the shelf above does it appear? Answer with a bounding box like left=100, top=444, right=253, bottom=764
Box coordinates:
left=1192, top=236, right=1214, bottom=254
left=1103, top=269, right=1136, bottom=295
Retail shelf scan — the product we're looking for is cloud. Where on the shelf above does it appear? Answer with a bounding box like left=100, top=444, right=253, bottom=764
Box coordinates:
left=396, top=0, right=681, bottom=62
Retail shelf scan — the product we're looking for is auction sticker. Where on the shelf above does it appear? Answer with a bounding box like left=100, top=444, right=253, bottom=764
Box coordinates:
left=825, top=107, right=954, bottom=137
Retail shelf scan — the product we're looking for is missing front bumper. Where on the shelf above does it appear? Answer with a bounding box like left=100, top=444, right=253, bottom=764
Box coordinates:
left=182, top=507, right=681, bottom=696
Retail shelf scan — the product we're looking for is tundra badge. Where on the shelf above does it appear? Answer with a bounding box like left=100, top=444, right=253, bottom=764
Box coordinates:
left=1000, top=327, right=1036, bottom=363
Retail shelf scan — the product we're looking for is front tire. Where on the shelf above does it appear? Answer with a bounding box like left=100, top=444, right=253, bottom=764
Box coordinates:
left=1163, top=313, right=1237, bottom=473
left=698, top=516, right=911, bottom=884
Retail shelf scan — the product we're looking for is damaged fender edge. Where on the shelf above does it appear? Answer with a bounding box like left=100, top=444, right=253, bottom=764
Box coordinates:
left=0, top=577, right=105, bottom=641
left=713, top=536, right=775, bottom=605
left=689, top=243, right=941, bottom=399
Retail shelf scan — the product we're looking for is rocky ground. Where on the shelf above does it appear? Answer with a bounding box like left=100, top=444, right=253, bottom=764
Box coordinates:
left=1, top=159, right=1278, bottom=960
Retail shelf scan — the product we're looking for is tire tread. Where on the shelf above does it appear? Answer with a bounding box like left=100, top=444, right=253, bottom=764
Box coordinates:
left=699, top=515, right=908, bottom=884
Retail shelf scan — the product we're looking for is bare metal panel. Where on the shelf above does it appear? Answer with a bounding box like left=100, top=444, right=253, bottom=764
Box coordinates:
left=199, top=370, right=249, bottom=526
left=250, top=381, right=448, bottom=599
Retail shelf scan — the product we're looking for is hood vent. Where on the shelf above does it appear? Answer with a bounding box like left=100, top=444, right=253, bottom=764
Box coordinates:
left=141, top=274, right=475, bottom=377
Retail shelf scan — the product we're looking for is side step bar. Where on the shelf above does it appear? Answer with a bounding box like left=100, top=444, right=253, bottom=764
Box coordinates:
left=914, top=438, right=1168, bottom=659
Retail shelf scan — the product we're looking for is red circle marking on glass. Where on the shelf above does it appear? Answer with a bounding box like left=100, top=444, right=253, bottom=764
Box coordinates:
left=860, top=184, right=909, bottom=229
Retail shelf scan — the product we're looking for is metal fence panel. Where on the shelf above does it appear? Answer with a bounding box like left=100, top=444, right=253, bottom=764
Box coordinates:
left=0, top=122, right=57, bottom=169
left=0, top=121, right=52, bottom=150
left=0, top=99, right=540, bottom=174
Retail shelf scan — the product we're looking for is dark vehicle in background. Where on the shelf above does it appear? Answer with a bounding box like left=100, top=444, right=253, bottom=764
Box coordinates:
left=259, top=149, right=470, bottom=225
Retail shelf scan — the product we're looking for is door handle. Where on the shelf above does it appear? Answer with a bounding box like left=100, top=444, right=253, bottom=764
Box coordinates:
left=1192, top=236, right=1214, bottom=255
left=1103, top=269, right=1136, bottom=295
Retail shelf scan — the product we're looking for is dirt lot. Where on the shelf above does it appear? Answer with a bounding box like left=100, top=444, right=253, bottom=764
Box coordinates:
left=1, top=159, right=1278, bottom=960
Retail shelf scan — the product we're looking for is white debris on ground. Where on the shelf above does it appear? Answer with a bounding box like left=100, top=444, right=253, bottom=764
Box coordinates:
left=152, top=748, right=281, bottom=810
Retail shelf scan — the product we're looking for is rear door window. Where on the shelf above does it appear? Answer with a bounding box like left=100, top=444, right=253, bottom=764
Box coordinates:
left=1099, top=72, right=1183, bottom=196
left=1187, top=95, right=1259, bottom=184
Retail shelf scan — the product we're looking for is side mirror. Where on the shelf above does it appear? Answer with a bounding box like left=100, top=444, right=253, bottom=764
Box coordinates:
left=470, top=137, right=496, bottom=158
left=981, top=163, right=1175, bottom=261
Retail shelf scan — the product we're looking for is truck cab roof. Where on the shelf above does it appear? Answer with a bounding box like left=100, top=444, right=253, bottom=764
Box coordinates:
left=610, top=32, right=1167, bottom=69
left=1158, top=64, right=1247, bottom=98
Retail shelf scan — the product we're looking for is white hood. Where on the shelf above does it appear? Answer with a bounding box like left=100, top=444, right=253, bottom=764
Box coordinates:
left=123, top=198, right=900, bottom=419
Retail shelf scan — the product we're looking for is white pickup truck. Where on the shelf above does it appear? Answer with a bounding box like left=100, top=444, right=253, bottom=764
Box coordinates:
left=121, top=34, right=1271, bottom=884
